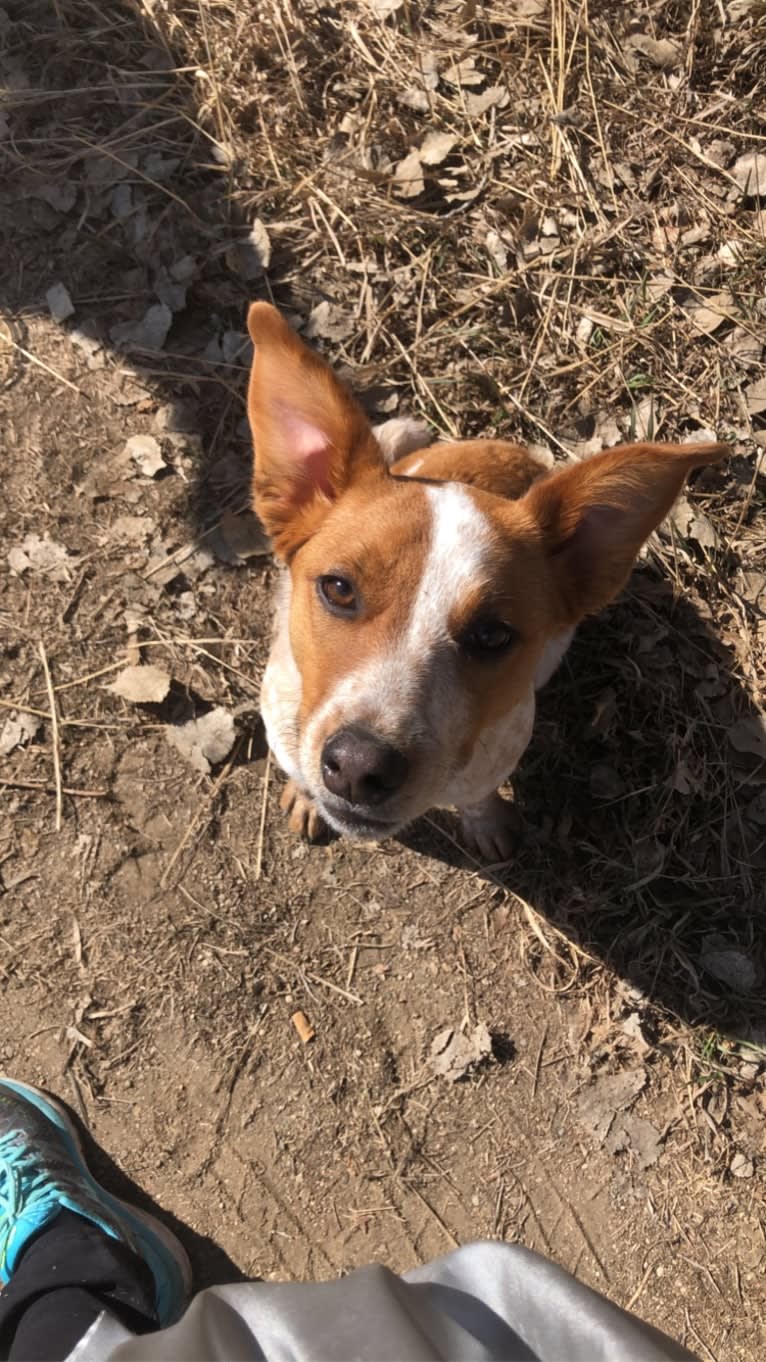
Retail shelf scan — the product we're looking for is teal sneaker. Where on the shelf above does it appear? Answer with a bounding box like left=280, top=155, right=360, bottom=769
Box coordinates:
left=0, top=1077, right=191, bottom=1326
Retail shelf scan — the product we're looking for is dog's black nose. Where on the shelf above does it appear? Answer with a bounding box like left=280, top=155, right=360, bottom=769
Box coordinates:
left=321, top=726, right=409, bottom=806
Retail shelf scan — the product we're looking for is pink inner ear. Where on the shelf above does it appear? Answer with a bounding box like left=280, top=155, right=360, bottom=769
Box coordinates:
left=279, top=407, right=334, bottom=501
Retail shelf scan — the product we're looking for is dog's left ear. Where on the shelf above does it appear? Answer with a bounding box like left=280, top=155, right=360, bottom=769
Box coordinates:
left=247, top=303, right=381, bottom=557
left=520, top=440, right=729, bottom=622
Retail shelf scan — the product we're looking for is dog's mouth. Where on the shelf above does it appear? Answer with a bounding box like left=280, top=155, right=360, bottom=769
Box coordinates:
left=317, top=798, right=406, bottom=841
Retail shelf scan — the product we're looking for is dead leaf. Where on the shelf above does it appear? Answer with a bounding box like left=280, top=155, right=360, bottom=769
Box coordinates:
left=590, top=764, right=624, bottom=800
left=729, top=713, right=766, bottom=760
left=108, top=665, right=171, bottom=705
left=577, top=1068, right=646, bottom=1145
left=110, top=302, right=173, bottom=352
left=465, top=86, right=508, bottom=117
left=701, top=937, right=757, bottom=993
left=730, top=1151, right=754, bottom=1179
left=393, top=149, right=425, bottom=198
left=304, top=301, right=355, bottom=343
left=625, top=34, right=681, bottom=68
left=646, top=270, right=675, bottom=301
left=418, top=131, right=457, bottom=166
left=124, top=434, right=166, bottom=478
left=46, top=282, right=74, bottom=323
left=33, top=181, right=77, bottom=213
left=249, top=218, right=271, bottom=270
left=443, top=57, right=484, bottom=87
left=621, top=1012, right=651, bottom=1055
left=166, top=707, right=236, bottom=774
left=632, top=394, right=657, bottom=441
left=605, top=1113, right=662, bottom=1169
left=370, top=0, right=403, bottom=15
left=726, top=326, right=762, bottom=366
left=227, top=219, right=271, bottom=280
left=669, top=495, right=719, bottom=549
left=429, top=1022, right=492, bottom=1082
left=7, top=533, right=73, bottom=582
left=69, top=324, right=104, bottom=369
left=671, top=758, right=701, bottom=795
left=745, top=377, right=766, bottom=416
left=746, top=791, right=766, bottom=826
left=732, top=150, right=766, bottom=197
left=216, top=509, right=271, bottom=560
left=0, top=711, right=41, bottom=757
left=589, top=688, right=617, bottom=736
left=686, top=288, right=733, bottom=335
left=399, top=87, right=430, bottom=112
left=111, top=515, right=156, bottom=545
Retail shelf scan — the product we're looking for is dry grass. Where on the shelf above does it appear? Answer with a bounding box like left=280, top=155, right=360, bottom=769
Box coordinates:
left=1, top=0, right=765, bottom=1240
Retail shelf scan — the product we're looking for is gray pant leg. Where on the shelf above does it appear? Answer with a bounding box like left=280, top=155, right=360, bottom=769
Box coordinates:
left=75, top=1242, right=697, bottom=1362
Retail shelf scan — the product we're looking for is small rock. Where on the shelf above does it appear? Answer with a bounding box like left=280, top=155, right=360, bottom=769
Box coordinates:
left=46, top=282, right=75, bottom=323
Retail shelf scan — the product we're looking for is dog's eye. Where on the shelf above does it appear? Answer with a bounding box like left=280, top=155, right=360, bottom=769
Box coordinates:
left=318, top=574, right=358, bottom=616
left=460, top=617, right=517, bottom=657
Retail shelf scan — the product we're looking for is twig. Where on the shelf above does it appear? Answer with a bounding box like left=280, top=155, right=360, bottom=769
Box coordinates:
left=0, top=324, right=84, bottom=396
left=38, top=642, right=63, bottom=831
left=254, top=749, right=271, bottom=881
left=0, top=779, right=107, bottom=798
left=160, top=738, right=243, bottom=889
left=402, top=1179, right=459, bottom=1250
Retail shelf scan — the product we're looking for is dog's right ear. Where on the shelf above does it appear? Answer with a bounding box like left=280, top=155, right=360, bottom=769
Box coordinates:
left=247, top=303, right=381, bottom=558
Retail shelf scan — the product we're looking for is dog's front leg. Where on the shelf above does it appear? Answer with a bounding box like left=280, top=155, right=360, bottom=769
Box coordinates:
left=459, top=791, right=519, bottom=864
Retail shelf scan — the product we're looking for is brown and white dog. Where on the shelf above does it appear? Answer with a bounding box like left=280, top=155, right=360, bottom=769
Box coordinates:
left=246, top=302, right=727, bottom=860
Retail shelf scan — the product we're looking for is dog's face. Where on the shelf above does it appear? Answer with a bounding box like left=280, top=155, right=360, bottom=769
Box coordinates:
left=248, top=302, right=728, bottom=838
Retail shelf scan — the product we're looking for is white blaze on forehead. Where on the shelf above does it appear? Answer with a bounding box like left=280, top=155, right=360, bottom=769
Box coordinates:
left=300, top=481, right=496, bottom=778
left=411, top=483, right=494, bottom=643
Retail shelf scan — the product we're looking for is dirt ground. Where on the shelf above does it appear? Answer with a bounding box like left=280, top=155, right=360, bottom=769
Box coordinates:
left=1, top=2, right=766, bottom=1358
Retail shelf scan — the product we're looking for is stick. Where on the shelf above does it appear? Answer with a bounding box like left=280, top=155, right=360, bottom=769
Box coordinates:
left=38, top=642, right=63, bottom=831
left=0, top=779, right=106, bottom=798
left=254, top=749, right=271, bottom=881
left=0, top=324, right=84, bottom=396
left=160, top=739, right=242, bottom=888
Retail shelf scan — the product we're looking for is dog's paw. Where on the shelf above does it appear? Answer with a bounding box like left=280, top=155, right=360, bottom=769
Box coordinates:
left=459, top=792, right=518, bottom=863
left=279, top=780, right=326, bottom=841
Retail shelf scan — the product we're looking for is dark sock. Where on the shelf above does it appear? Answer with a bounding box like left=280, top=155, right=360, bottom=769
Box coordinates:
left=0, top=1209, right=158, bottom=1362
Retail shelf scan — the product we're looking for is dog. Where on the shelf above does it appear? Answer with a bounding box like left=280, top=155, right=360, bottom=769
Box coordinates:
left=246, top=301, right=728, bottom=859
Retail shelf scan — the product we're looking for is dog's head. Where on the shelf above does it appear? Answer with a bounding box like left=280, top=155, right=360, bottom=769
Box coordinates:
left=247, top=302, right=728, bottom=838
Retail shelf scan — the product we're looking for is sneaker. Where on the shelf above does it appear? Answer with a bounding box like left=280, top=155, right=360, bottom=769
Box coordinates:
left=0, top=1077, right=191, bottom=1326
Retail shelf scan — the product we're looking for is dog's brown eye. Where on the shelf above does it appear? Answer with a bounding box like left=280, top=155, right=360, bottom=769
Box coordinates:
left=318, top=574, right=358, bottom=616
left=461, top=618, right=517, bottom=658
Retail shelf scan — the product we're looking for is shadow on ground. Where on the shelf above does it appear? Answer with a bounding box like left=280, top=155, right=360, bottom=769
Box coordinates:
left=403, top=577, right=766, bottom=1040
left=3, top=4, right=763, bottom=1053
